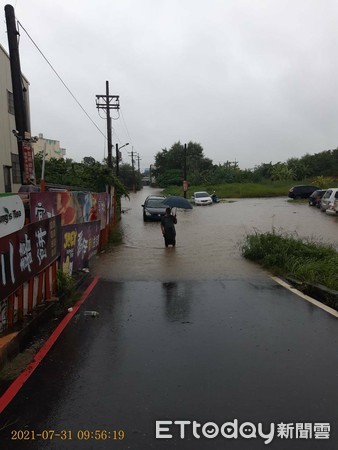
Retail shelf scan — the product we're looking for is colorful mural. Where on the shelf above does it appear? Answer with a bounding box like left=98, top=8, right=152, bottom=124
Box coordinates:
left=61, top=221, right=101, bottom=275
left=29, top=192, right=103, bottom=226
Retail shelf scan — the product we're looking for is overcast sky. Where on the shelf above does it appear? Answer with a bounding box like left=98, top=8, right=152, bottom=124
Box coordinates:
left=2, top=0, right=338, bottom=171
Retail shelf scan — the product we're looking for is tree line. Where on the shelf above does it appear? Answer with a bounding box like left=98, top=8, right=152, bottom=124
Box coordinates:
left=34, top=142, right=338, bottom=192
left=153, top=142, right=338, bottom=187
left=34, top=153, right=141, bottom=194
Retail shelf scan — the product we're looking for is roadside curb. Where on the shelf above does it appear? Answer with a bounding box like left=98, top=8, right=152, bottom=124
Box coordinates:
left=0, top=302, right=56, bottom=372
left=283, top=276, right=338, bottom=312
left=0, top=277, right=99, bottom=414
left=271, top=276, right=338, bottom=318
left=0, top=271, right=92, bottom=372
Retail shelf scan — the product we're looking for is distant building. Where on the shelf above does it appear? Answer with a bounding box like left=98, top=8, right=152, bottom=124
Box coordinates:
left=33, top=133, right=66, bottom=160
left=0, top=44, right=30, bottom=192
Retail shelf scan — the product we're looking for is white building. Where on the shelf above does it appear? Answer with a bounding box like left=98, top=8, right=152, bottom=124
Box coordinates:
left=0, top=44, right=30, bottom=193
left=33, top=133, right=66, bottom=160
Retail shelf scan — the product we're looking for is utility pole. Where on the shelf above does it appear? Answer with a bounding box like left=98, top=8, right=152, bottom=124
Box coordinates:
left=115, top=143, right=119, bottom=177
left=128, top=148, right=136, bottom=192
left=183, top=143, right=187, bottom=198
left=5, top=4, right=33, bottom=185
left=95, top=81, right=119, bottom=173
left=136, top=153, right=141, bottom=173
left=115, top=142, right=129, bottom=178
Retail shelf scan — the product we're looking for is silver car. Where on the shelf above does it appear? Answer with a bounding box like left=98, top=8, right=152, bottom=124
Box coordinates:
left=191, top=191, right=213, bottom=206
left=320, top=188, right=338, bottom=214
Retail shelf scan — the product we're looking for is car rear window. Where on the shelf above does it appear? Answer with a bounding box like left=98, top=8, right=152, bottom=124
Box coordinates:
left=147, top=199, right=165, bottom=207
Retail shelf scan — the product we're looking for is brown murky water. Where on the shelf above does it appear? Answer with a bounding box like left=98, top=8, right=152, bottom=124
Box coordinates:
left=92, top=187, right=338, bottom=281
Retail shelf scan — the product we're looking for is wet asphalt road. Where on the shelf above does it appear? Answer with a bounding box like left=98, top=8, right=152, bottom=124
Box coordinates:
left=1, top=279, right=338, bottom=449
left=1, top=189, right=338, bottom=449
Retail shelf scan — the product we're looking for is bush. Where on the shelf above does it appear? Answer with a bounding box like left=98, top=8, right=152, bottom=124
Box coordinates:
left=242, top=231, right=338, bottom=290
left=56, top=269, right=79, bottom=308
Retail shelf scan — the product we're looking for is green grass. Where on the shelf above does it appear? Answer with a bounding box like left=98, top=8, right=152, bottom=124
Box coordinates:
left=162, top=181, right=304, bottom=198
left=242, top=231, right=338, bottom=290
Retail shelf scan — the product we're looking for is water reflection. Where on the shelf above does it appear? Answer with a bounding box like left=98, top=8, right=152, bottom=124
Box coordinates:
left=162, top=282, right=192, bottom=322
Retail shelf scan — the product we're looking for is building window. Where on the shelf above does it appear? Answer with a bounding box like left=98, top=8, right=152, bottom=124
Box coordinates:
left=7, top=90, right=15, bottom=115
left=11, top=153, right=21, bottom=184
left=3, top=166, right=12, bottom=192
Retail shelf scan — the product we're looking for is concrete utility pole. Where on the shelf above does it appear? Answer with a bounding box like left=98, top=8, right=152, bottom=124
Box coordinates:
left=115, top=143, right=119, bottom=177
left=115, top=142, right=129, bottom=177
left=128, top=149, right=136, bottom=192
left=136, top=153, right=141, bottom=173
left=5, top=4, right=31, bottom=184
left=95, top=81, right=119, bottom=171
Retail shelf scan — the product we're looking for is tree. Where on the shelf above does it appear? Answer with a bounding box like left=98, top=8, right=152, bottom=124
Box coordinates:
left=154, top=141, right=213, bottom=187
left=271, top=162, right=294, bottom=181
left=286, top=158, right=309, bottom=181
left=118, top=163, right=142, bottom=190
left=34, top=153, right=129, bottom=196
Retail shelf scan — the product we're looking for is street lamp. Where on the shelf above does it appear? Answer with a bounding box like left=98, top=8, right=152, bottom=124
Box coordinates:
left=116, top=142, right=129, bottom=177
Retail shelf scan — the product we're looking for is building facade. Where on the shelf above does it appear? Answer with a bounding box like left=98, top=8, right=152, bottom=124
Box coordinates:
left=33, top=133, right=66, bottom=160
left=0, top=43, right=30, bottom=193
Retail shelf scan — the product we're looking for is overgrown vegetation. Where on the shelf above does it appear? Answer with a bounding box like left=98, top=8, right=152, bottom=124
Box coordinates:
left=162, top=181, right=299, bottom=198
left=56, top=269, right=80, bottom=308
left=34, top=153, right=138, bottom=195
left=242, top=231, right=338, bottom=290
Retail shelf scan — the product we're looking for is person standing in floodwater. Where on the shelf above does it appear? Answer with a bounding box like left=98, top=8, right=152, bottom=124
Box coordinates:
left=161, top=207, right=177, bottom=247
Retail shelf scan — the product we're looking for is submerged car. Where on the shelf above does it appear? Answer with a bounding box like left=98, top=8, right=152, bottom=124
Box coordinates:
left=191, top=191, right=213, bottom=205
left=142, top=195, right=167, bottom=221
left=288, top=185, right=319, bottom=199
left=320, top=188, right=338, bottom=214
left=308, top=189, right=326, bottom=207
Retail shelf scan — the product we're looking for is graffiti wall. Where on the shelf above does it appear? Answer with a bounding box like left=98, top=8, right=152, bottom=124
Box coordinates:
left=29, top=192, right=107, bottom=226
left=0, top=188, right=113, bottom=332
left=61, top=221, right=101, bottom=275
left=0, top=215, right=61, bottom=302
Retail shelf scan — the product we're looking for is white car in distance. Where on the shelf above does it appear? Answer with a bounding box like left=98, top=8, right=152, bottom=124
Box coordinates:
left=321, top=188, right=338, bottom=215
left=192, top=191, right=213, bottom=206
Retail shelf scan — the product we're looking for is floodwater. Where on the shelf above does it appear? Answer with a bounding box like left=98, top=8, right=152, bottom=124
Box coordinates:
left=92, top=186, right=338, bottom=281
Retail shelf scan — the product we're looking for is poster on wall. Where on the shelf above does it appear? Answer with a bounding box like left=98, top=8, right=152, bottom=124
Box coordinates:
left=30, top=192, right=100, bottom=225
left=0, top=215, right=61, bottom=302
left=61, top=220, right=101, bottom=275
left=29, top=192, right=55, bottom=223
left=97, top=193, right=108, bottom=230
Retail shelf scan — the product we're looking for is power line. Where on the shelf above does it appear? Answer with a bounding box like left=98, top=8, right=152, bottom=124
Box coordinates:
left=17, top=20, right=106, bottom=140
left=120, top=109, right=134, bottom=146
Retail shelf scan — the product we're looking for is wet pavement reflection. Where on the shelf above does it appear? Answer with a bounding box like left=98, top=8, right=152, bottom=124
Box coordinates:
left=1, top=279, right=338, bottom=449
left=92, top=186, right=338, bottom=281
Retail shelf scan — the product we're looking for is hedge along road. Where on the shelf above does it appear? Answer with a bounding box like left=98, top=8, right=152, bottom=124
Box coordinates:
left=0, top=187, right=338, bottom=450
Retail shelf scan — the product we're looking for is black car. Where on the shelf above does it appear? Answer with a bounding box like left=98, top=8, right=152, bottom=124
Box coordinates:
left=308, top=189, right=326, bottom=207
left=142, top=195, right=167, bottom=221
left=288, top=185, right=319, bottom=199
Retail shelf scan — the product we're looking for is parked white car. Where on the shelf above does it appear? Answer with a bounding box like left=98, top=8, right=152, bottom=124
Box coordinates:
left=320, top=188, right=338, bottom=214
left=191, top=191, right=213, bottom=205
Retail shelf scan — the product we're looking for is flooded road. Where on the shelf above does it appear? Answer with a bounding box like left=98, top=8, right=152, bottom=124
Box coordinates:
left=92, top=186, right=338, bottom=281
